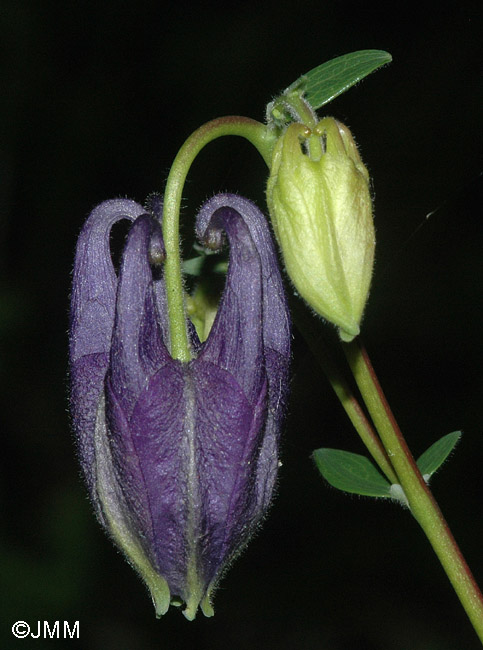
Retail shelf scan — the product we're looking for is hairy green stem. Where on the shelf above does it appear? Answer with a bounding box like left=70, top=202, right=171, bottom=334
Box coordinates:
left=291, top=300, right=397, bottom=483
left=275, top=92, right=323, bottom=160
left=343, top=337, right=483, bottom=644
left=162, top=116, right=276, bottom=361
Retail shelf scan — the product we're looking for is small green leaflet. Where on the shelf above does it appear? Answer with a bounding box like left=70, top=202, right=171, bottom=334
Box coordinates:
left=182, top=255, right=205, bottom=276
left=302, top=50, right=392, bottom=110
left=312, top=448, right=391, bottom=498
left=416, top=431, right=461, bottom=479
left=313, top=432, right=461, bottom=500
left=182, top=253, right=228, bottom=277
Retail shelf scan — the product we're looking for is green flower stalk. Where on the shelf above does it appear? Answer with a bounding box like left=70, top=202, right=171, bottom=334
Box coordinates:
left=266, top=117, right=375, bottom=341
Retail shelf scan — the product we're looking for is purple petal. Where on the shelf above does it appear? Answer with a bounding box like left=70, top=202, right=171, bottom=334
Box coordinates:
left=195, top=195, right=291, bottom=511
left=193, top=197, right=290, bottom=591
left=196, top=204, right=265, bottom=407
left=105, top=362, right=188, bottom=588
left=70, top=199, right=146, bottom=495
left=195, top=194, right=290, bottom=361
left=108, top=214, right=171, bottom=419
left=190, top=361, right=268, bottom=585
left=70, top=199, right=146, bottom=362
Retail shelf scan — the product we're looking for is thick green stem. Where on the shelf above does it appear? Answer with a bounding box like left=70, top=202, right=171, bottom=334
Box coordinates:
left=343, top=337, right=483, bottom=644
left=162, top=116, right=276, bottom=361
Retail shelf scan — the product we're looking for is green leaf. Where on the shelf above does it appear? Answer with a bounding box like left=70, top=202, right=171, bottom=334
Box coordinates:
left=182, top=255, right=205, bottom=276
left=416, top=431, right=461, bottom=479
left=182, top=254, right=228, bottom=277
left=312, top=448, right=392, bottom=497
left=302, top=50, right=392, bottom=110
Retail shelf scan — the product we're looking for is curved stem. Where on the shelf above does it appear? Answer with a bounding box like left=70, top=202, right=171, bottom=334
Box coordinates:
left=275, top=93, right=323, bottom=160
left=343, top=337, right=483, bottom=644
left=162, top=116, right=276, bottom=361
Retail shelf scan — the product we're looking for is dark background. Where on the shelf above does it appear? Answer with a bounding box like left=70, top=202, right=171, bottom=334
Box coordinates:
left=1, top=1, right=483, bottom=648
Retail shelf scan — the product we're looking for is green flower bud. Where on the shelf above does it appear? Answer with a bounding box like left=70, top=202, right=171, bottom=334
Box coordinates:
left=266, top=118, right=375, bottom=341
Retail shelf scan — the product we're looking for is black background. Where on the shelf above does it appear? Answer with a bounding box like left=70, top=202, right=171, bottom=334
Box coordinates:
left=1, top=1, right=483, bottom=648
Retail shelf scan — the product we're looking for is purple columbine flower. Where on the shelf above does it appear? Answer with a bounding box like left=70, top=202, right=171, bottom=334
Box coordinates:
left=69, top=193, right=290, bottom=619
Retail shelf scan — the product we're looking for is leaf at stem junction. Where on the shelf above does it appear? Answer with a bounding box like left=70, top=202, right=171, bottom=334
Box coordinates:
left=302, top=50, right=392, bottom=110
left=416, top=431, right=462, bottom=480
left=312, top=448, right=392, bottom=497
